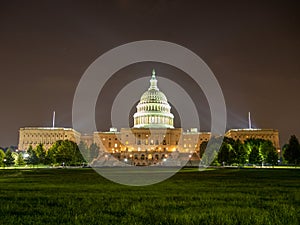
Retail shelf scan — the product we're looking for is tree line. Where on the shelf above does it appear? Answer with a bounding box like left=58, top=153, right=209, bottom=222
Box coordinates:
left=1, top=135, right=300, bottom=167
left=200, top=135, right=300, bottom=166
left=0, top=140, right=99, bottom=167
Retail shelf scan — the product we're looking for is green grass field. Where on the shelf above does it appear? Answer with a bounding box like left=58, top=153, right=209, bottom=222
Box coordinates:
left=0, top=168, right=299, bottom=225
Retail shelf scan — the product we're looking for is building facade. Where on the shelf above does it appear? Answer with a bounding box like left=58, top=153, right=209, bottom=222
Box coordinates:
left=91, top=71, right=211, bottom=166
left=18, top=70, right=281, bottom=166
left=18, top=127, right=80, bottom=151
left=225, top=128, right=280, bottom=151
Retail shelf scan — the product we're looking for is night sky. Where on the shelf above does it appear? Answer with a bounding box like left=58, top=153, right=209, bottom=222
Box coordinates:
left=0, top=0, right=299, bottom=148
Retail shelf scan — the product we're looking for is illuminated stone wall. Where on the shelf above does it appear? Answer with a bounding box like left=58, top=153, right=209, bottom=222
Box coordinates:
left=92, top=128, right=212, bottom=165
left=18, top=127, right=81, bottom=151
left=225, top=129, right=280, bottom=151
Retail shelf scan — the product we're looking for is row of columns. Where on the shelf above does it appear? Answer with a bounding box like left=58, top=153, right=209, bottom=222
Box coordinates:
left=134, top=115, right=173, bottom=126
left=138, top=104, right=169, bottom=112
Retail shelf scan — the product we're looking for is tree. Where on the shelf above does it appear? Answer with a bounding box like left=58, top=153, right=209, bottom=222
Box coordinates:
left=261, top=140, right=278, bottom=166
left=49, top=140, right=84, bottom=166
left=281, top=144, right=289, bottom=164
left=16, top=153, right=25, bottom=166
left=283, top=135, right=300, bottom=165
left=266, top=149, right=278, bottom=166
left=45, top=147, right=56, bottom=165
left=35, top=144, right=46, bottom=164
left=200, top=137, right=222, bottom=166
left=56, top=142, right=73, bottom=165
left=89, top=143, right=99, bottom=162
left=45, top=140, right=63, bottom=165
left=73, top=141, right=85, bottom=165
left=12, top=152, right=18, bottom=165
left=216, top=138, right=233, bottom=164
left=259, top=140, right=273, bottom=162
left=217, top=142, right=231, bottom=165
left=26, top=145, right=39, bottom=166
left=78, top=141, right=89, bottom=161
left=232, top=139, right=248, bottom=165
left=4, top=148, right=15, bottom=166
left=0, top=149, right=5, bottom=167
left=249, top=146, right=262, bottom=165
left=199, top=141, right=207, bottom=158
left=245, top=138, right=278, bottom=165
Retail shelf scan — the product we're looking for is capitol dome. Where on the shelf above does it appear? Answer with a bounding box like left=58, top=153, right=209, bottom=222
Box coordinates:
left=133, top=70, right=174, bottom=128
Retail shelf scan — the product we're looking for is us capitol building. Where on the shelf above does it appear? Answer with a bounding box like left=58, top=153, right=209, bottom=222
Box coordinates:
left=18, top=70, right=280, bottom=166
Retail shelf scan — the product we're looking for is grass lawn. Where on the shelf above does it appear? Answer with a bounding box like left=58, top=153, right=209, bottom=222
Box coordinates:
left=0, top=168, right=299, bottom=225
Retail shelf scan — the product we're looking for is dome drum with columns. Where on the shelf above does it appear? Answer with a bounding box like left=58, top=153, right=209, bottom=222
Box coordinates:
left=133, top=70, right=174, bottom=129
